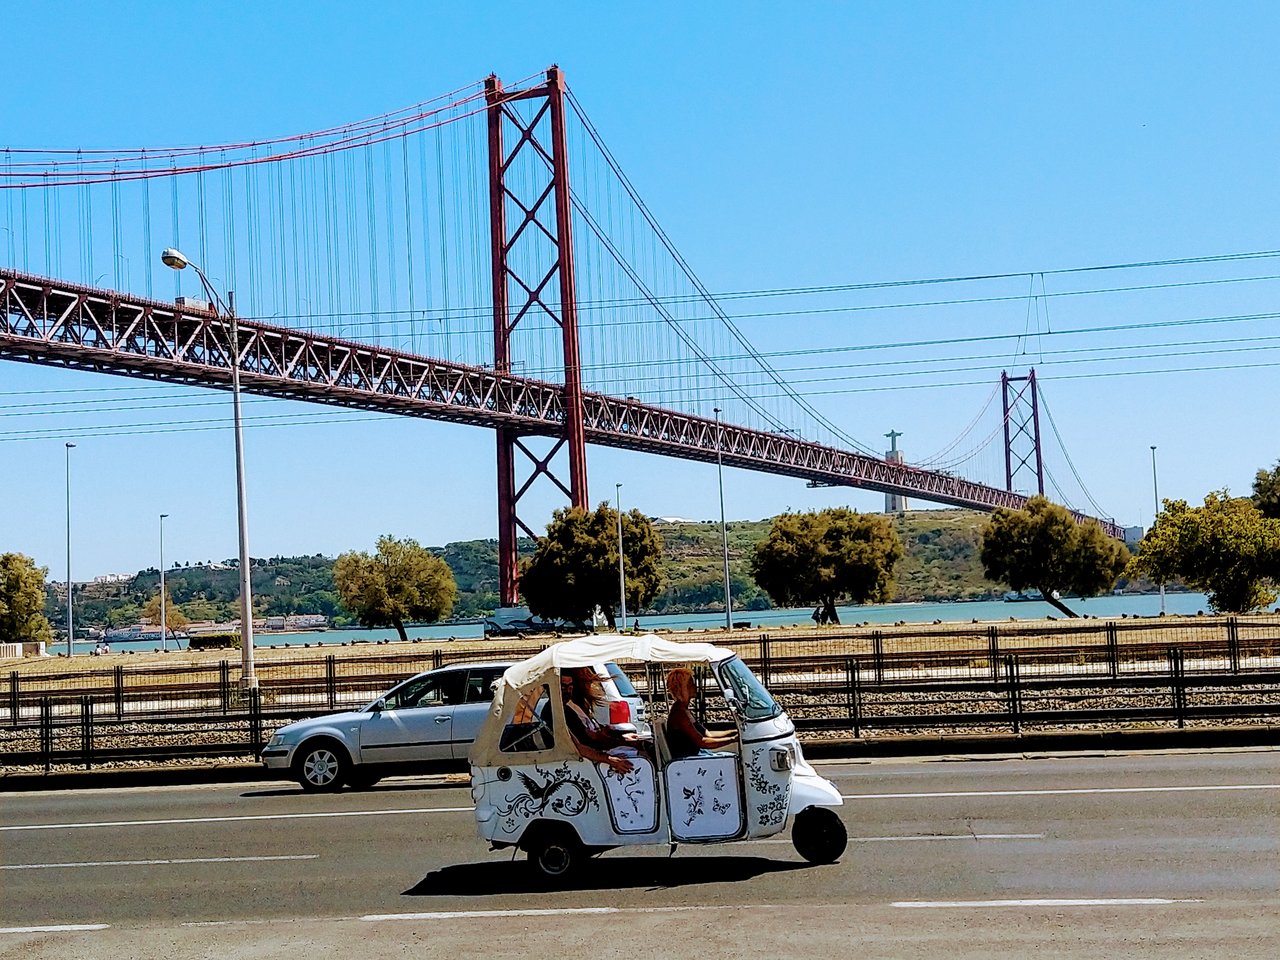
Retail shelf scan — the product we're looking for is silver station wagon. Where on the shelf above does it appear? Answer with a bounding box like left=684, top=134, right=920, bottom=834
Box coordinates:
left=262, top=659, right=644, bottom=792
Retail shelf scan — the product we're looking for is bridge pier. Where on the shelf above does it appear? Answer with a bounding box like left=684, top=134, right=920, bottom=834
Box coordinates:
left=487, top=67, right=588, bottom=606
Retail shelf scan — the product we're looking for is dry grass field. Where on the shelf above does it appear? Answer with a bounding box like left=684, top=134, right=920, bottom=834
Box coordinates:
left=6, top=613, right=1276, bottom=689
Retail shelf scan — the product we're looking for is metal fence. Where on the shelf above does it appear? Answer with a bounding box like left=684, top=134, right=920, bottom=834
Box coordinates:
left=3, top=617, right=1278, bottom=771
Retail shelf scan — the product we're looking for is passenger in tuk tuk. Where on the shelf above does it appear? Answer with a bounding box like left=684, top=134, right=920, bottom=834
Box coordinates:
left=558, top=667, right=637, bottom=775
left=664, top=667, right=738, bottom=760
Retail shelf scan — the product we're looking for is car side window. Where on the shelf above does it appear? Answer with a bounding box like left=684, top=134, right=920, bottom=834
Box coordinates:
left=464, top=668, right=503, bottom=704
left=385, top=671, right=466, bottom=710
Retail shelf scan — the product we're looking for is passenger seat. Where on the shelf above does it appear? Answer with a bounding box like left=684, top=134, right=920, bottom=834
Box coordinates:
left=651, top=717, right=672, bottom=767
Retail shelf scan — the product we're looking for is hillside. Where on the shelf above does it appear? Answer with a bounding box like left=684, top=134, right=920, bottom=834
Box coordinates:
left=55, top=509, right=1002, bottom=629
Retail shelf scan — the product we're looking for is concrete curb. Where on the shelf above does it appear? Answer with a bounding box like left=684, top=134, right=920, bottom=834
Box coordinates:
left=3, top=724, right=1277, bottom=792
left=801, top=723, right=1280, bottom=759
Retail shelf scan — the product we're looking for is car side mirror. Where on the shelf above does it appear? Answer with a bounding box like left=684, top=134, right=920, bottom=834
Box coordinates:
left=371, top=698, right=387, bottom=713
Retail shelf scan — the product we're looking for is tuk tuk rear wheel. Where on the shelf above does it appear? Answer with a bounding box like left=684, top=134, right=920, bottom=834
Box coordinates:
left=792, top=806, right=847, bottom=864
left=524, top=825, right=583, bottom=882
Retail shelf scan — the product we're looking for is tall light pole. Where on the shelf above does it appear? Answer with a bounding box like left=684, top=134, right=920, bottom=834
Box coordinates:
left=159, top=514, right=169, bottom=652
left=161, top=248, right=256, bottom=690
left=64, top=441, right=75, bottom=656
left=1150, top=445, right=1165, bottom=615
left=615, top=482, right=627, bottom=632
left=714, top=407, right=733, bottom=631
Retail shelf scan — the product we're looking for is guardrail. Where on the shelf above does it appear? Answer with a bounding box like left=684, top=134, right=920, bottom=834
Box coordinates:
left=7, top=617, right=1278, bottom=721
left=5, top=657, right=1279, bottom=771
left=3, top=617, right=1278, bottom=770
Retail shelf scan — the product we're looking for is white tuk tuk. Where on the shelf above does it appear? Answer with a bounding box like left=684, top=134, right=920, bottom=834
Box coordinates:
left=469, top=634, right=847, bottom=880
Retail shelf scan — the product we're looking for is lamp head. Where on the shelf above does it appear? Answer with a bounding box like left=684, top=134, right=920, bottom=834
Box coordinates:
left=65, top=442, right=76, bottom=449
left=161, top=248, right=190, bottom=271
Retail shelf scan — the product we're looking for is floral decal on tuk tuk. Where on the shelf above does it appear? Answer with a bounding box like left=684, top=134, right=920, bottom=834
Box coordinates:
left=747, top=746, right=789, bottom=827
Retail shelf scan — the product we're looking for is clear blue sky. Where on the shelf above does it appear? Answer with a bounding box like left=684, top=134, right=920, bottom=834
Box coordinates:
left=3, top=1, right=1278, bottom=580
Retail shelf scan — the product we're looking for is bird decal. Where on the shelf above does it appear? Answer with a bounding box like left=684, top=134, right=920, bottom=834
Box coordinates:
left=494, top=763, right=601, bottom=833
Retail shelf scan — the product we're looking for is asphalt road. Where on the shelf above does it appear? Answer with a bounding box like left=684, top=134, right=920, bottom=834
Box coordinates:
left=2, top=749, right=1277, bottom=959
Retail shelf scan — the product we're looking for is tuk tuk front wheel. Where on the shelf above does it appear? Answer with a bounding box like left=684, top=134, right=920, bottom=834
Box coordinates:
left=524, top=824, right=583, bottom=882
left=792, top=806, right=848, bottom=864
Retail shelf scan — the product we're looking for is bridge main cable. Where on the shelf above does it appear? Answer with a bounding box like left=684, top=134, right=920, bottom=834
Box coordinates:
left=0, top=267, right=1122, bottom=538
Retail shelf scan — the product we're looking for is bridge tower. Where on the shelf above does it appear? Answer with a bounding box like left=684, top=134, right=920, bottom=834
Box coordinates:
left=486, top=67, right=588, bottom=606
left=884, top=429, right=908, bottom=513
left=1001, top=369, right=1045, bottom=496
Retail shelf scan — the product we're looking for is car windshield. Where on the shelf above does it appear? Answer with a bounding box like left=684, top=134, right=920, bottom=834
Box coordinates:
left=604, top=661, right=638, bottom=697
left=717, top=656, right=780, bottom=721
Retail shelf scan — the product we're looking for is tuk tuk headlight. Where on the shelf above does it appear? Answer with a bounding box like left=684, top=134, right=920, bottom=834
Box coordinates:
left=769, top=746, right=794, bottom=772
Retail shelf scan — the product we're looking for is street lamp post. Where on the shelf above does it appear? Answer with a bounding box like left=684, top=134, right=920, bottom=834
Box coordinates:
left=159, top=514, right=169, bottom=652
left=65, top=442, right=75, bottom=656
left=161, top=248, right=257, bottom=690
left=1150, top=445, right=1165, bottom=615
left=615, top=483, right=627, bottom=632
left=714, top=408, right=733, bottom=631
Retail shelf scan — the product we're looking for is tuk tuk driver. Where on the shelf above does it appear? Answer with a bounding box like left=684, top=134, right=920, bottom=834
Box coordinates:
left=664, top=667, right=738, bottom=759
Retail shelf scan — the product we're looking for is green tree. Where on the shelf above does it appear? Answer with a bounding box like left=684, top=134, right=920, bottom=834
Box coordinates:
left=0, top=553, right=54, bottom=645
left=142, top=591, right=190, bottom=637
left=980, top=496, right=1129, bottom=618
left=750, top=508, right=904, bottom=624
left=519, top=504, right=664, bottom=626
left=334, top=535, right=457, bottom=641
left=1128, top=491, right=1280, bottom=613
left=1254, top=461, right=1280, bottom=520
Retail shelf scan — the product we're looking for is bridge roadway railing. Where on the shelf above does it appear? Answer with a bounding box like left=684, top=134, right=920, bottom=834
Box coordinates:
left=0, top=268, right=1121, bottom=536
left=3, top=616, right=1276, bottom=768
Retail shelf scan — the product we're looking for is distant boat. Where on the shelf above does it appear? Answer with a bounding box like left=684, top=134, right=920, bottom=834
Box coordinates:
left=1003, top=590, right=1056, bottom=603
left=483, top=606, right=589, bottom=636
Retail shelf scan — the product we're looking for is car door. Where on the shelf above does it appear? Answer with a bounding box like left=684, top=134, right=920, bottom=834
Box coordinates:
left=450, top=665, right=507, bottom=760
left=359, top=670, right=467, bottom=766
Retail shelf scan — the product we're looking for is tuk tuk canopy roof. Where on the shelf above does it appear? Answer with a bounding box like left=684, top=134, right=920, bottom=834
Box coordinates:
left=500, top=633, right=736, bottom=690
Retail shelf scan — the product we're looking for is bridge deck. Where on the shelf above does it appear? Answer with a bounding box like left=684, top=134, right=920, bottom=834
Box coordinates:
left=0, top=268, right=1121, bottom=537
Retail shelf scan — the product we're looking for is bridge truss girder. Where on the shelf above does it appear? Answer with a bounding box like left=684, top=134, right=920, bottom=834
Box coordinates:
left=0, top=267, right=1123, bottom=542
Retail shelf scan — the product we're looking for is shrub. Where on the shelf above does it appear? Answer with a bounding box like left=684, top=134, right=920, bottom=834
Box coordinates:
left=188, top=632, right=240, bottom=650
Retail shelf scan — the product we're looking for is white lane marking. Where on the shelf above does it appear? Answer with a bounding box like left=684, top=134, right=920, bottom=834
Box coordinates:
left=843, top=783, right=1280, bottom=800
left=855, top=833, right=1043, bottom=842
left=185, top=906, right=764, bottom=927
left=0, top=924, right=110, bottom=934
left=360, top=905, right=754, bottom=922
left=9, top=784, right=1273, bottom=832
left=743, top=833, right=1043, bottom=845
left=363, top=908, right=619, bottom=921
left=3, top=855, right=317, bottom=871
left=0, top=806, right=472, bottom=832
left=893, top=898, right=1204, bottom=908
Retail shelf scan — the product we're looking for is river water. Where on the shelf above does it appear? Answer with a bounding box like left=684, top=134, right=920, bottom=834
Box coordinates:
left=76, top=591, right=1216, bottom=656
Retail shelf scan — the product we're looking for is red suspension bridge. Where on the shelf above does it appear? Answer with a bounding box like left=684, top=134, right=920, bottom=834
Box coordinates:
left=0, top=67, right=1121, bottom=605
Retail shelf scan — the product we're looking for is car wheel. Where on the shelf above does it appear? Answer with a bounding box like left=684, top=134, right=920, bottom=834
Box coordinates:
left=294, top=738, right=348, bottom=793
left=524, top=824, right=583, bottom=883
left=791, top=806, right=848, bottom=864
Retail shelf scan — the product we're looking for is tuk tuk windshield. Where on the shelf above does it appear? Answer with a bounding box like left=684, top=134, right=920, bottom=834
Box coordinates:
left=718, top=656, right=780, bottom=720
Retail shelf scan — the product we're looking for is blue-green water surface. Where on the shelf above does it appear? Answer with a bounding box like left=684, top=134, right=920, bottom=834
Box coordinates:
left=78, top=592, right=1217, bottom=655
